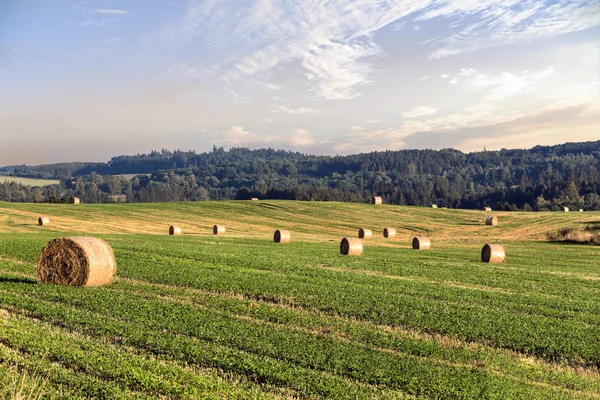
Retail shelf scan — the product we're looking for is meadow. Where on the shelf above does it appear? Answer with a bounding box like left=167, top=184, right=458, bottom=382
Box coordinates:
left=0, top=175, right=60, bottom=187
left=0, top=200, right=598, bottom=399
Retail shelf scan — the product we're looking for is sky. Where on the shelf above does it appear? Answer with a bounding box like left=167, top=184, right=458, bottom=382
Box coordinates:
left=1, top=0, right=599, bottom=165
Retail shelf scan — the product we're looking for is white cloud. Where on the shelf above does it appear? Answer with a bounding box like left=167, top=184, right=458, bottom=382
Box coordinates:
left=460, top=66, right=556, bottom=102
left=163, top=0, right=598, bottom=102
left=94, top=9, right=129, bottom=15
left=175, top=1, right=435, bottom=100
left=79, top=19, right=116, bottom=27
left=271, top=105, right=320, bottom=115
left=424, top=0, right=598, bottom=59
left=217, top=126, right=319, bottom=148
left=449, top=77, right=458, bottom=84
left=402, top=106, right=440, bottom=118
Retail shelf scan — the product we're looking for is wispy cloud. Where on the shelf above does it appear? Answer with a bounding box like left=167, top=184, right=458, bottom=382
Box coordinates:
left=94, top=9, right=129, bottom=15
left=271, top=105, right=320, bottom=115
left=166, top=0, right=598, bottom=102
left=218, top=126, right=320, bottom=148
left=79, top=19, right=117, bottom=27
left=104, top=37, right=121, bottom=45
left=422, top=0, right=598, bottom=59
left=402, top=106, right=440, bottom=118
left=459, top=66, right=556, bottom=102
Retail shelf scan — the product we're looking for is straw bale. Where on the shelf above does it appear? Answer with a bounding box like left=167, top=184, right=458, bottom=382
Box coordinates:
left=372, top=196, right=382, bottom=205
left=358, top=228, right=372, bottom=239
left=169, top=226, right=182, bottom=235
left=274, top=229, right=291, bottom=243
left=36, top=236, right=116, bottom=286
left=383, top=227, right=396, bottom=238
left=213, top=224, right=226, bottom=235
left=412, top=236, right=431, bottom=250
left=340, top=237, right=363, bottom=256
left=481, top=244, right=506, bottom=263
left=485, top=216, right=498, bottom=226
left=38, top=216, right=50, bottom=226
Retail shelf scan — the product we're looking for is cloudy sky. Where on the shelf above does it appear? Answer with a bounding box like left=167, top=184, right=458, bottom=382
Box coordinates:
left=1, top=0, right=599, bottom=165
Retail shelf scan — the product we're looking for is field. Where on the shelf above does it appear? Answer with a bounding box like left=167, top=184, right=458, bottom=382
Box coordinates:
left=0, top=200, right=598, bottom=399
left=0, top=175, right=60, bottom=187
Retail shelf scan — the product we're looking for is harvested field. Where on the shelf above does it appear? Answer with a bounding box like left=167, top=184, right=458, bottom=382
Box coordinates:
left=0, top=200, right=599, bottom=399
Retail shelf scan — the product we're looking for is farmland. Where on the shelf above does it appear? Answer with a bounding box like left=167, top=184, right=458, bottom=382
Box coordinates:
left=0, top=175, right=60, bottom=187
left=0, top=200, right=599, bottom=399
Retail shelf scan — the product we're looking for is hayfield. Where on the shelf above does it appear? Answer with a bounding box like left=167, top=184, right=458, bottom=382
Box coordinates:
left=0, top=200, right=598, bottom=399
left=0, top=175, right=60, bottom=187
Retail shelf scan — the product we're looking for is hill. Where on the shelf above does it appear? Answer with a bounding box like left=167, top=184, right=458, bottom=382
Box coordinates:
left=0, top=200, right=599, bottom=398
left=1, top=141, right=599, bottom=210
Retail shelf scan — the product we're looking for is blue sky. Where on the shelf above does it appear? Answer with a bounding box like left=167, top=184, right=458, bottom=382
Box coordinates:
left=1, top=0, right=599, bottom=165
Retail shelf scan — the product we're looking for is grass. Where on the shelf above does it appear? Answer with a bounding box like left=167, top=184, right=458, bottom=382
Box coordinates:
left=0, top=200, right=599, bottom=399
left=0, top=175, right=60, bottom=187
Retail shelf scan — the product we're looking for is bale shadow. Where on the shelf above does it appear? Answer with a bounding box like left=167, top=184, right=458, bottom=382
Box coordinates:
left=0, top=276, right=37, bottom=284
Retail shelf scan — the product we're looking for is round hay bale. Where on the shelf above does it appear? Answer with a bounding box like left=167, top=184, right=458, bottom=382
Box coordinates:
left=251, top=198, right=259, bottom=201
left=340, top=237, right=363, bottom=256
left=71, top=197, right=81, bottom=205
left=358, top=228, right=372, bottom=239
left=483, top=206, right=492, bottom=212
left=36, top=237, right=116, bottom=286
left=169, top=226, right=182, bottom=235
left=213, top=224, right=225, bottom=235
left=431, top=204, right=438, bottom=208
left=274, top=229, right=290, bottom=243
left=412, top=236, right=431, bottom=250
left=481, top=244, right=505, bottom=263
left=485, top=216, right=498, bottom=226
left=383, top=227, right=396, bottom=238
left=563, top=207, right=569, bottom=212
left=372, top=196, right=382, bottom=205
left=38, top=216, right=50, bottom=226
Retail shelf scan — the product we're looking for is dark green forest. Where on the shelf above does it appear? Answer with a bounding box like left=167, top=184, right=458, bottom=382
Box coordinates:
left=1, top=141, right=599, bottom=210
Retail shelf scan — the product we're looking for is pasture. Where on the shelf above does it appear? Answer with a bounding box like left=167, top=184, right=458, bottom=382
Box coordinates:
left=0, top=175, right=60, bottom=187
left=0, top=200, right=598, bottom=399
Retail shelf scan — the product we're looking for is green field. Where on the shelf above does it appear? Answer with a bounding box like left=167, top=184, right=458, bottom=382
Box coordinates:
left=0, top=175, right=60, bottom=187
left=0, top=201, right=598, bottom=399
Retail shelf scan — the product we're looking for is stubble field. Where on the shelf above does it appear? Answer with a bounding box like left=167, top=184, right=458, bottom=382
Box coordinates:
left=0, top=200, right=598, bottom=399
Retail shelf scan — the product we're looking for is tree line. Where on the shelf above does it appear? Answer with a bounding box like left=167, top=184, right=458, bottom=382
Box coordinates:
left=1, top=141, right=599, bottom=211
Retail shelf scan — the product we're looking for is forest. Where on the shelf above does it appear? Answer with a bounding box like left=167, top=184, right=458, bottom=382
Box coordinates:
left=1, top=141, right=599, bottom=210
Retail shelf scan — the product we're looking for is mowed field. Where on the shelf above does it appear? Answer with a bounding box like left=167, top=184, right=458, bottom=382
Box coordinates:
left=0, top=175, right=60, bottom=187
left=0, top=200, right=598, bottom=399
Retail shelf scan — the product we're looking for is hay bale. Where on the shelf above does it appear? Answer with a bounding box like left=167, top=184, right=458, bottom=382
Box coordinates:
left=481, top=244, right=505, bottom=263
left=358, top=228, right=372, bottom=239
left=563, top=207, right=569, bottom=212
left=251, top=198, right=259, bottom=201
left=485, top=216, right=498, bottom=226
left=213, top=224, right=225, bottom=235
left=431, top=204, right=438, bottom=208
left=38, top=216, right=50, bottom=226
left=169, top=226, right=182, bottom=235
left=412, top=236, right=431, bottom=250
left=579, top=209, right=584, bottom=212
left=372, top=196, right=382, bottom=205
left=36, top=237, right=116, bottom=286
left=383, top=228, right=396, bottom=238
left=483, top=206, right=492, bottom=211
left=71, top=197, right=80, bottom=204
left=340, top=237, right=363, bottom=256
left=274, top=229, right=290, bottom=243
